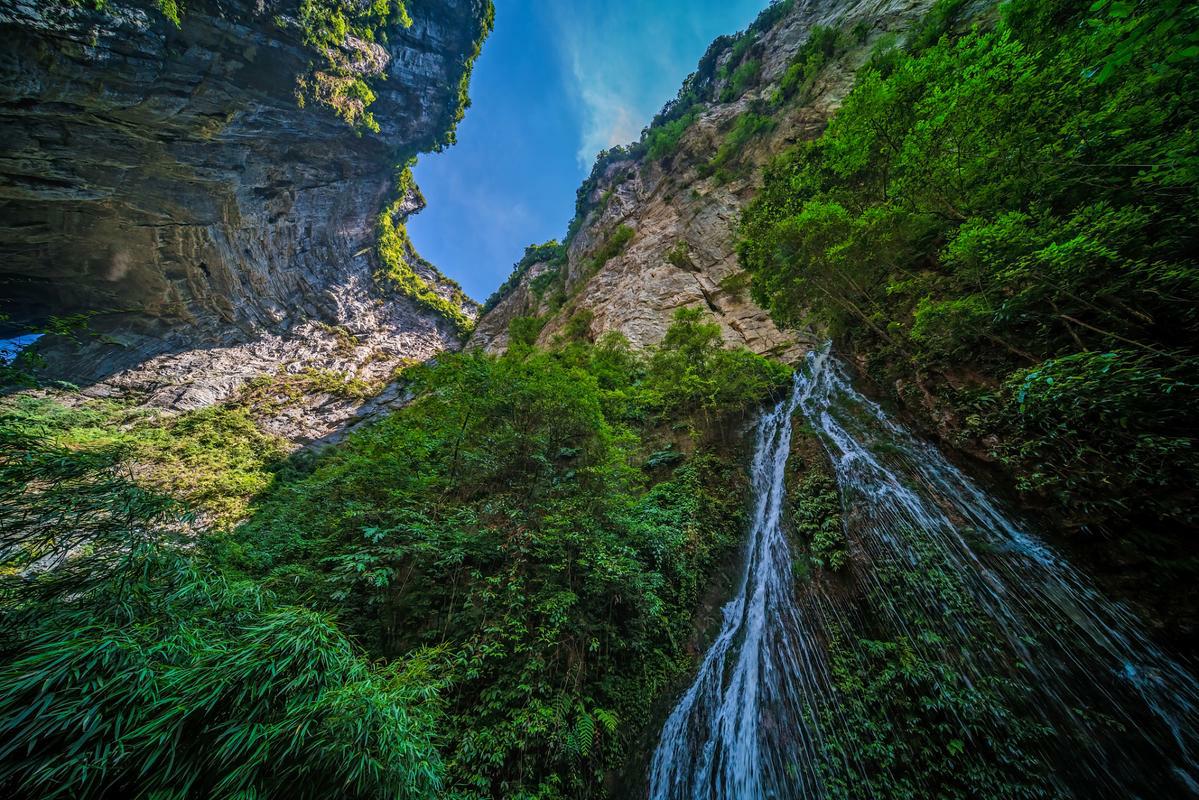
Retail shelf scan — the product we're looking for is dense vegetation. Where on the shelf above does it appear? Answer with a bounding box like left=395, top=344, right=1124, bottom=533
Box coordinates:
left=10, top=0, right=1199, bottom=796
left=0, top=425, right=444, bottom=799
left=816, top=536, right=1057, bottom=800
left=739, top=0, right=1199, bottom=637
left=0, top=311, right=789, bottom=799
left=1, top=395, right=286, bottom=526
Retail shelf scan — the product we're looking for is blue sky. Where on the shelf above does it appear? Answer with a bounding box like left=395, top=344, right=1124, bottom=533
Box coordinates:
left=408, top=0, right=769, bottom=301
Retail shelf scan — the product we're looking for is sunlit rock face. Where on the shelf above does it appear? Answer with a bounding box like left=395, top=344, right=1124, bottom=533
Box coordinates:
left=0, top=0, right=488, bottom=439
left=471, top=0, right=942, bottom=361
left=0, top=0, right=483, bottom=384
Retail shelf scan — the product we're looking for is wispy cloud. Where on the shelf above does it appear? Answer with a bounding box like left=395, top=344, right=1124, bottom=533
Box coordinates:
left=573, top=73, right=640, bottom=164
left=547, top=1, right=767, bottom=169
left=409, top=160, right=537, bottom=275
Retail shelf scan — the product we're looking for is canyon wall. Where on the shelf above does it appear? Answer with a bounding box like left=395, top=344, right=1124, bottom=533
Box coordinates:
left=0, top=0, right=490, bottom=441
left=471, top=0, right=945, bottom=360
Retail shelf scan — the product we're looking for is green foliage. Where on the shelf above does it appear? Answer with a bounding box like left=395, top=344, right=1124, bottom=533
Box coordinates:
left=996, top=350, right=1198, bottom=525
left=68, top=0, right=182, bottom=27
left=0, top=580, right=445, bottom=800
left=718, top=270, right=752, bottom=297
left=707, top=111, right=776, bottom=177
left=0, top=313, right=113, bottom=389
left=1084, top=0, right=1199, bottom=83
left=749, top=1, right=795, bottom=35
left=666, top=240, right=692, bottom=270
left=508, top=314, right=547, bottom=348
left=376, top=178, right=474, bottom=336
left=291, top=0, right=492, bottom=142
left=719, top=58, right=762, bottom=102
left=156, top=0, right=181, bottom=26
left=438, top=1, right=496, bottom=151
left=582, top=224, right=636, bottom=281
left=0, top=427, right=443, bottom=800
left=227, top=314, right=786, bottom=797
left=0, top=345, right=42, bottom=389
left=0, top=422, right=186, bottom=610
left=645, top=105, right=701, bottom=162
left=573, top=0, right=792, bottom=179
left=739, top=0, right=1199, bottom=555
left=907, top=0, right=970, bottom=52
left=776, top=26, right=848, bottom=103
left=789, top=462, right=845, bottom=571
left=729, top=32, right=757, bottom=64
left=559, top=308, right=596, bottom=344
left=292, top=1, right=412, bottom=133
left=816, top=539, right=1056, bottom=799
left=2, top=395, right=285, bottom=527
left=482, top=240, right=566, bottom=313
left=139, top=407, right=288, bottom=525
left=647, top=308, right=792, bottom=418
left=0, top=310, right=790, bottom=798
left=571, top=146, right=642, bottom=232
left=529, top=268, right=561, bottom=300
left=239, top=366, right=381, bottom=414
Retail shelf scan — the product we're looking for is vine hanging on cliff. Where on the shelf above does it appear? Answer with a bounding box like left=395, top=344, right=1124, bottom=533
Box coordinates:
left=374, top=166, right=474, bottom=336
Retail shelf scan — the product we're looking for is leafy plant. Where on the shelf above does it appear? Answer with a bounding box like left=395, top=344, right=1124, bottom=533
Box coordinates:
left=0, top=424, right=443, bottom=800
left=719, top=58, right=762, bottom=102
left=224, top=314, right=786, bottom=797
left=707, top=111, right=775, bottom=176
left=738, top=0, right=1199, bottom=629
left=645, top=106, right=701, bottom=161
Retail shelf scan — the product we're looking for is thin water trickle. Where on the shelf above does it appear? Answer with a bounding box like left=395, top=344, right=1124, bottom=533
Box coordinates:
left=648, top=344, right=1199, bottom=799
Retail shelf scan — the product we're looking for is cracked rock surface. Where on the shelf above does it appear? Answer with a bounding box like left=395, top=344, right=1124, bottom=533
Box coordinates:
left=1, top=0, right=487, bottom=440
left=471, top=0, right=937, bottom=363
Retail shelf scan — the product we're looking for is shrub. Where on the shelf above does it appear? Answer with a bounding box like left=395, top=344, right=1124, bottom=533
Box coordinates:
left=720, top=59, right=762, bottom=102
left=708, top=112, right=776, bottom=174
left=645, top=106, right=701, bottom=161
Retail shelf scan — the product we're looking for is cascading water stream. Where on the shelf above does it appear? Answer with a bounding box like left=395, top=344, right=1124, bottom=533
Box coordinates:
left=648, top=368, right=831, bottom=800
left=648, top=344, right=1199, bottom=799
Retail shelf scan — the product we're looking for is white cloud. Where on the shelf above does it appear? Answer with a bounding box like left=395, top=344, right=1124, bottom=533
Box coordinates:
left=546, top=1, right=768, bottom=169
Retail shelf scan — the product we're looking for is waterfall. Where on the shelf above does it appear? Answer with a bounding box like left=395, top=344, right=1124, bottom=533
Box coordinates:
left=648, top=366, right=829, bottom=800
left=648, top=345, right=1199, bottom=799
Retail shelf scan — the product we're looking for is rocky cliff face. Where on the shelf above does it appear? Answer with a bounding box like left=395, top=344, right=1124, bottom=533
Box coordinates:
left=471, top=0, right=938, bottom=360
left=0, top=0, right=489, bottom=441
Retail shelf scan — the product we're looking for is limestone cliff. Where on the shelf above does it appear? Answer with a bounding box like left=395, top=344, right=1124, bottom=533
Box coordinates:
left=471, top=0, right=940, bottom=360
left=0, top=0, right=490, bottom=441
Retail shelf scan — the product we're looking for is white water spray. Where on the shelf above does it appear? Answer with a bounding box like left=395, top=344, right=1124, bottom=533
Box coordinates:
left=648, top=345, right=1199, bottom=799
